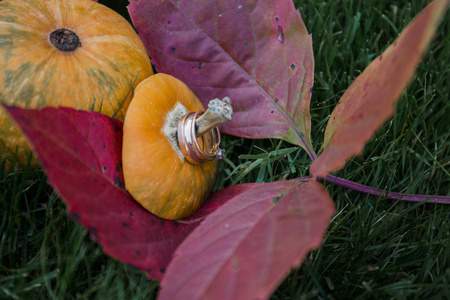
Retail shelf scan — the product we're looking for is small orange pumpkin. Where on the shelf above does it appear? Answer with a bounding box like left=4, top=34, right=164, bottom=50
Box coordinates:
left=0, top=0, right=153, bottom=168
left=122, top=74, right=232, bottom=220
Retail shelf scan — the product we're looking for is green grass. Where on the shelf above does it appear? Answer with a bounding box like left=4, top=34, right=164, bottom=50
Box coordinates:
left=1, top=0, right=449, bottom=299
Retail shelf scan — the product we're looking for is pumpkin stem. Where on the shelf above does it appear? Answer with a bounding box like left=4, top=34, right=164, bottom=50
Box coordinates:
left=49, top=28, right=80, bottom=52
left=195, top=97, right=233, bottom=138
left=177, top=97, right=233, bottom=165
left=177, top=97, right=232, bottom=164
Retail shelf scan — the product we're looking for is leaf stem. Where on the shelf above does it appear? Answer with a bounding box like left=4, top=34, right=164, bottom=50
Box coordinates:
left=263, top=90, right=316, bottom=160
left=278, top=110, right=316, bottom=160
left=299, top=132, right=317, bottom=161
left=319, top=174, right=450, bottom=204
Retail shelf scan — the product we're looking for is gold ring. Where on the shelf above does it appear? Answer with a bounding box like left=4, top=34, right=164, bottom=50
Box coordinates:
left=177, top=111, right=223, bottom=165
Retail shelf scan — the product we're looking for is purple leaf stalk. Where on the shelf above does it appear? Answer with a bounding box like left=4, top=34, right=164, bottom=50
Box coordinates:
left=296, top=138, right=450, bottom=204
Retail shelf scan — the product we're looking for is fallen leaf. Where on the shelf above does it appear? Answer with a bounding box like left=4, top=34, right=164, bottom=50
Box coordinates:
left=159, top=180, right=335, bottom=300
left=128, top=0, right=315, bottom=154
left=2, top=105, right=239, bottom=280
left=310, top=0, right=449, bottom=177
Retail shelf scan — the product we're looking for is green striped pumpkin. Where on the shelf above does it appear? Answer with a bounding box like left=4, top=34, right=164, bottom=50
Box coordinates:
left=0, top=0, right=153, bottom=168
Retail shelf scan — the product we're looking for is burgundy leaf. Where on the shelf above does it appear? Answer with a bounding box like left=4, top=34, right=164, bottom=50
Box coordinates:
left=159, top=180, right=335, bottom=300
left=310, top=0, right=449, bottom=177
left=7, top=106, right=125, bottom=189
left=3, top=105, right=239, bottom=280
left=128, top=0, right=315, bottom=154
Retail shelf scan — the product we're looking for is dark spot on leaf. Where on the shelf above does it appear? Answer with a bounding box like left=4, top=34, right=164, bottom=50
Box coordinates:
left=191, top=66, right=195, bottom=69
left=113, top=122, right=120, bottom=132
left=114, top=175, right=123, bottom=189
left=102, top=166, right=107, bottom=172
left=70, top=212, right=80, bottom=221
left=103, top=144, right=107, bottom=149
left=333, top=116, right=335, bottom=120
left=290, top=64, right=295, bottom=70
left=275, top=16, right=279, bottom=22
left=277, top=25, right=284, bottom=44
left=310, top=87, right=313, bottom=94
left=167, top=20, right=171, bottom=24
left=244, top=41, right=249, bottom=46
left=270, top=110, right=275, bottom=114
left=134, top=250, right=141, bottom=255
left=170, top=47, right=176, bottom=51
left=160, top=267, right=166, bottom=274
left=91, top=122, right=96, bottom=126
left=123, top=222, right=129, bottom=227
left=159, top=219, right=165, bottom=226
left=89, top=227, right=99, bottom=242
left=151, top=219, right=155, bottom=225
left=274, top=98, right=278, bottom=103
left=173, top=221, right=179, bottom=227
left=379, top=55, right=383, bottom=61
left=198, top=62, right=203, bottom=70
left=272, top=195, right=282, bottom=203
left=130, top=212, right=134, bottom=217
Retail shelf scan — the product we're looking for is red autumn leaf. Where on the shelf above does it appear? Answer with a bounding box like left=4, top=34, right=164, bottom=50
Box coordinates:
left=310, top=0, right=449, bottom=177
left=159, top=180, right=335, bottom=300
left=128, top=0, right=315, bottom=154
left=2, top=105, right=242, bottom=280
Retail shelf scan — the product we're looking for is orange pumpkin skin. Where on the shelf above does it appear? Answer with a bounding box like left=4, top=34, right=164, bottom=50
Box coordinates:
left=122, top=74, right=218, bottom=220
left=0, top=0, right=153, bottom=168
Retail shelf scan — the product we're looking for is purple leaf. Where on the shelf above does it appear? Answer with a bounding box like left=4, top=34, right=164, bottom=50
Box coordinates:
left=159, top=180, right=335, bottom=300
left=128, top=0, right=315, bottom=155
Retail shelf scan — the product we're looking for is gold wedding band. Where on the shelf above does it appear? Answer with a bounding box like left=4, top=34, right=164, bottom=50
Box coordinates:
left=178, top=111, right=223, bottom=165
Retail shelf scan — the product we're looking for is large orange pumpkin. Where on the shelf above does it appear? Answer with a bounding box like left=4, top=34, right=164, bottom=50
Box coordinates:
left=0, top=0, right=153, bottom=168
left=122, top=74, right=232, bottom=220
